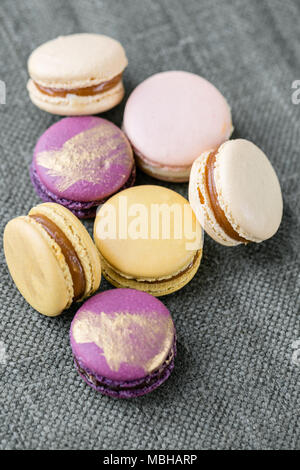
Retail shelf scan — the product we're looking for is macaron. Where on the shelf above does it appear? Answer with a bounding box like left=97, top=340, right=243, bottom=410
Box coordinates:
left=123, top=71, right=233, bottom=182
left=3, top=203, right=101, bottom=316
left=94, top=185, right=203, bottom=296
left=189, top=139, right=283, bottom=246
left=27, top=33, right=128, bottom=115
left=30, top=116, right=135, bottom=219
left=70, top=288, right=176, bottom=398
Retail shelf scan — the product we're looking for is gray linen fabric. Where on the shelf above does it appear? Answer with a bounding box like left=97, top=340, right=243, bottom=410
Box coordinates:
left=0, top=0, right=299, bottom=450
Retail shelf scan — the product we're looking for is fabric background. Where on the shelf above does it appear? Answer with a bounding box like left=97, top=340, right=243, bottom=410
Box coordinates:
left=0, top=0, right=299, bottom=450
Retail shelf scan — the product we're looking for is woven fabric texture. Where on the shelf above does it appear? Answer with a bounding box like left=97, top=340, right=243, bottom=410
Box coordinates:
left=0, top=0, right=299, bottom=450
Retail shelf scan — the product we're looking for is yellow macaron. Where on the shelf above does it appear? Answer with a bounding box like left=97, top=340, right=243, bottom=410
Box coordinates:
left=3, top=203, right=101, bottom=316
left=94, top=185, right=203, bottom=296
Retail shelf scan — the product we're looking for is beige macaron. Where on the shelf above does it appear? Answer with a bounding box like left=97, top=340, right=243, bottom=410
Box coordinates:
left=27, top=33, right=128, bottom=115
left=3, top=203, right=101, bottom=316
left=189, top=139, right=283, bottom=246
left=94, top=185, right=203, bottom=296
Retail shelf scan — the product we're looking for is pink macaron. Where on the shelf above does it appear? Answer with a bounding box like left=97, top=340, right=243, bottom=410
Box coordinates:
left=123, top=71, right=233, bottom=182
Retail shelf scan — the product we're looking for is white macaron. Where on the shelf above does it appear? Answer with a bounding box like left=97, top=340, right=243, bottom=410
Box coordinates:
left=189, top=139, right=283, bottom=246
left=27, top=33, right=128, bottom=115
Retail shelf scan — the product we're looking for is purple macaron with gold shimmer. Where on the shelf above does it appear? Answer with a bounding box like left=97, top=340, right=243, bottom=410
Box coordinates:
left=70, top=289, right=176, bottom=398
left=30, top=116, right=135, bottom=218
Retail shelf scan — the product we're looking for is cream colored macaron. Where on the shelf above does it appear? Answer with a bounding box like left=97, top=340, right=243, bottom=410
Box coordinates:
left=27, top=33, right=128, bottom=115
left=94, top=185, right=203, bottom=296
left=3, top=203, right=101, bottom=316
left=189, top=139, right=283, bottom=246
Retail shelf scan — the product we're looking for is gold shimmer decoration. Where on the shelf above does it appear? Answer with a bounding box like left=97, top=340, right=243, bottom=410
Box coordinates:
left=72, top=310, right=174, bottom=373
left=36, top=123, right=132, bottom=192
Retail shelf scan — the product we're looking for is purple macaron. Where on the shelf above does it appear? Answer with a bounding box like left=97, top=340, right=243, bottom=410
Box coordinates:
left=70, top=289, right=176, bottom=398
left=30, top=116, right=135, bottom=218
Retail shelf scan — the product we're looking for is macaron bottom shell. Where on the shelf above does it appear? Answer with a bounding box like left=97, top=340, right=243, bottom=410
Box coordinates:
left=189, top=150, right=238, bottom=247
left=99, top=249, right=202, bottom=297
left=74, top=342, right=176, bottom=399
left=30, top=163, right=136, bottom=219
left=134, top=150, right=191, bottom=183
left=27, top=78, right=125, bottom=116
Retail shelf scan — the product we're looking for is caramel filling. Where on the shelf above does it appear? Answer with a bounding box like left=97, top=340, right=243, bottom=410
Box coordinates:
left=145, top=252, right=200, bottom=284
left=105, top=250, right=201, bottom=284
left=34, top=73, right=122, bottom=98
left=205, top=151, right=249, bottom=243
left=30, top=214, right=86, bottom=299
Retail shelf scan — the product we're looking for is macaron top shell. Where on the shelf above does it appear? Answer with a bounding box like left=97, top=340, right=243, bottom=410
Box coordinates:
left=4, top=215, right=73, bottom=316
left=33, top=116, right=134, bottom=202
left=123, top=71, right=233, bottom=167
left=70, top=289, right=175, bottom=381
left=28, top=33, right=128, bottom=88
left=94, top=185, right=202, bottom=280
left=214, top=139, right=283, bottom=241
left=4, top=202, right=101, bottom=317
